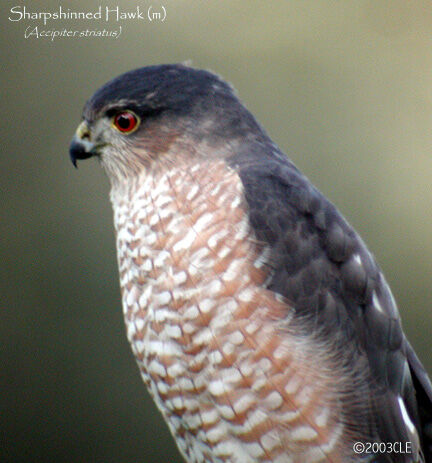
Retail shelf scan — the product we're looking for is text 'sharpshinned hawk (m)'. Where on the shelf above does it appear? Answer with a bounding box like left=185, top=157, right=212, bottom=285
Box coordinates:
left=70, top=64, right=432, bottom=462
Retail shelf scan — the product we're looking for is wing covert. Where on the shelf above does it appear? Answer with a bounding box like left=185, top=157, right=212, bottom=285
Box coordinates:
left=230, top=151, right=432, bottom=462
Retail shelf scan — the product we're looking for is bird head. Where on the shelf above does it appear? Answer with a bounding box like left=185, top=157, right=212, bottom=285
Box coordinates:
left=70, top=64, right=265, bottom=184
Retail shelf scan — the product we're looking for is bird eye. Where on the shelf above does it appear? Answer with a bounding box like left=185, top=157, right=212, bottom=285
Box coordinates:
left=112, top=111, right=139, bottom=133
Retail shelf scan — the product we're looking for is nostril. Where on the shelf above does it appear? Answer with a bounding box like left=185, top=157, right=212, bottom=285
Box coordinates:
left=76, top=121, right=91, bottom=141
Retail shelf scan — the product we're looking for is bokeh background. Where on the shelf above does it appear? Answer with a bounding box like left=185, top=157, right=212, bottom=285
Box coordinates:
left=1, top=1, right=432, bottom=462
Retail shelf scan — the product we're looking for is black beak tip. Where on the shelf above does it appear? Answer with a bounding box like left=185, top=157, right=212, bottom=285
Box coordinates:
left=71, top=154, right=78, bottom=169
left=69, top=139, right=93, bottom=168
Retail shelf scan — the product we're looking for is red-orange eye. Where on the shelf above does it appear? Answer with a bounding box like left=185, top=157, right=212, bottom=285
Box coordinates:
left=113, top=111, right=139, bottom=133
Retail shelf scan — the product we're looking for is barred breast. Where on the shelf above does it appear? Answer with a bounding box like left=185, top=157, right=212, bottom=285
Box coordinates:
left=110, top=158, right=357, bottom=463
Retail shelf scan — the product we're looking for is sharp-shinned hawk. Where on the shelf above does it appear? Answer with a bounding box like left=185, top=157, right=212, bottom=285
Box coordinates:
left=70, top=64, right=432, bottom=462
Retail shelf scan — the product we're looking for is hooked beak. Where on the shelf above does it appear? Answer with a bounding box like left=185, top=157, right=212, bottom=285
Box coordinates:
left=69, top=121, right=97, bottom=168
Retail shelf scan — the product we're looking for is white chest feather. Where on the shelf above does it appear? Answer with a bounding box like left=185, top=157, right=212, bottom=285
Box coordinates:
left=111, top=162, right=257, bottom=462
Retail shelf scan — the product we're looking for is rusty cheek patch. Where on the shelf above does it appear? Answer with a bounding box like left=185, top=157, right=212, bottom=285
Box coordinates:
left=133, top=120, right=184, bottom=164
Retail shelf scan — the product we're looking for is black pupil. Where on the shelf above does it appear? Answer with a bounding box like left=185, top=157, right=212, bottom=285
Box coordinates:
left=117, top=114, right=133, bottom=129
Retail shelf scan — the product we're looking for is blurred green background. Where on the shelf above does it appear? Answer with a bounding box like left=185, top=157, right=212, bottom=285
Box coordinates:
left=1, top=1, right=432, bottom=462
